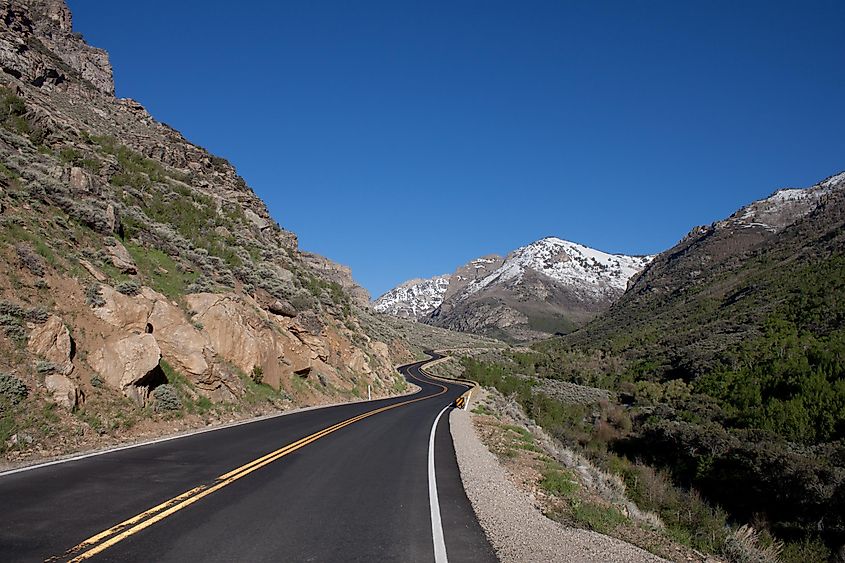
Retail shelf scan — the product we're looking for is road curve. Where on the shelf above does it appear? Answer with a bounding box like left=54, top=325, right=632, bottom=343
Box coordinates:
left=0, top=353, right=496, bottom=562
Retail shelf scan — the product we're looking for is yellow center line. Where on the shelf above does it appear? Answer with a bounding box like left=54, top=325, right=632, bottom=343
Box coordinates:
left=57, top=362, right=451, bottom=562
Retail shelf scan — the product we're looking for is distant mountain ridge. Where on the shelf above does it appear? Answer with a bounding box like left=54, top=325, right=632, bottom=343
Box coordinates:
left=374, top=237, right=653, bottom=341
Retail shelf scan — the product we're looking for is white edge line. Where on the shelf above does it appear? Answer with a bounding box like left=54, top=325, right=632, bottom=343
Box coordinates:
left=0, top=366, right=426, bottom=479
left=428, top=403, right=451, bottom=563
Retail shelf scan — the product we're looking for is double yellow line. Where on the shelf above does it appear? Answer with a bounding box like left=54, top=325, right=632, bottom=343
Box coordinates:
left=56, top=362, right=454, bottom=562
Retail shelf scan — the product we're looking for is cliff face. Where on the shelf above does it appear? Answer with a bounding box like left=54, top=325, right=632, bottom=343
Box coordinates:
left=0, top=0, right=411, bottom=460
left=1, top=0, right=114, bottom=94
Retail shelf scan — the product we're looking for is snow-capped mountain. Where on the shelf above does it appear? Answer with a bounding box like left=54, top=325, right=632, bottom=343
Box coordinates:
left=373, top=275, right=450, bottom=320
left=375, top=237, right=653, bottom=341
left=465, top=237, right=653, bottom=302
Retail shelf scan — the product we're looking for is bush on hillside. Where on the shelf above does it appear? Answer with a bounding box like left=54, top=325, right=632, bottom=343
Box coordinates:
left=152, top=384, right=181, bottom=412
left=0, top=373, right=28, bottom=404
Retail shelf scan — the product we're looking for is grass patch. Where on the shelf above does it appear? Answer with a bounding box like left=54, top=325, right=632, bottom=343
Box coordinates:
left=570, top=500, right=627, bottom=534
left=125, top=243, right=197, bottom=298
left=540, top=467, right=579, bottom=498
left=0, top=398, right=61, bottom=454
left=471, top=403, right=493, bottom=416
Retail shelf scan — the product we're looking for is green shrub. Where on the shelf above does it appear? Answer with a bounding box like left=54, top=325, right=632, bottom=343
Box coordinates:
left=85, top=283, right=105, bottom=307
left=152, top=384, right=182, bottom=412
left=115, top=280, right=141, bottom=296
left=779, top=535, right=831, bottom=563
left=251, top=365, right=264, bottom=385
left=16, top=243, right=45, bottom=276
left=0, top=314, right=26, bottom=342
left=35, top=361, right=57, bottom=374
left=0, top=373, right=28, bottom=404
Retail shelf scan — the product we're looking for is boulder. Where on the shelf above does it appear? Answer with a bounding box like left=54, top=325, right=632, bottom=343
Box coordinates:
left=93, top=284, right=152, bottom=333
left=147, top=299, right=209, bottom=376
left=68, top=166, right=91, bottom=192
left=27, top=315, right=74, bottom=375
left=243, top=208, right=270, bottom=230
left=90, top=333, right=161, bottom=404
left=106, top=239, right=137, bottom=274
left=44, top=373, right=79, bottom=410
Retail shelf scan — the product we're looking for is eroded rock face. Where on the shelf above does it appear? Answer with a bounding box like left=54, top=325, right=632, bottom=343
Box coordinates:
left=186, top=292, right=320, bottom=389
left=90, top=332, right=161, bottom=404
left=68, top=166, right=91, bottom=191
left=0, top=1, right=114, bottom=95
left=195, top=363, right=244, bottom=403
left=28, top=314, right=74, bottom=375
left=300, top=252, right=371, bottom=308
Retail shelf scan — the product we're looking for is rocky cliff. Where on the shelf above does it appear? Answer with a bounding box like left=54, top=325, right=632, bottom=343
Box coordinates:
left=0, top=0, right=413, bottom=460
left=376, top=238, right=652, bottom=342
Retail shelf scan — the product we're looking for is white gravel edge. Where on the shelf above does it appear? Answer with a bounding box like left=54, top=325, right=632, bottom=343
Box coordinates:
left=450, top=408, right=667, bottom=563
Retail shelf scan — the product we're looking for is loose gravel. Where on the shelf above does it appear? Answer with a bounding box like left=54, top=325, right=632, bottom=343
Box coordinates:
left=450, top=408, right=668, bottom=563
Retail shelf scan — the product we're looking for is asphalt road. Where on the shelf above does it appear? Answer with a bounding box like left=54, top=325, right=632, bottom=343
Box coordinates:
left=0, top=353, right=496, bottom=562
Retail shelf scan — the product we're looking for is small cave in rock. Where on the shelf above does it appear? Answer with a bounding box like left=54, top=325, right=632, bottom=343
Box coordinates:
left=294, top=366, right=311, bottom=378
left=68, top=335, right=76, bottom=361
left=128, top=365, right=168, bottom=406
left=145, top=323, right=154, bottom=334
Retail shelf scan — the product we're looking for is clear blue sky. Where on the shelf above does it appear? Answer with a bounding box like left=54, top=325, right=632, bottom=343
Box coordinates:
left=68, top=1, right=845, bottom=298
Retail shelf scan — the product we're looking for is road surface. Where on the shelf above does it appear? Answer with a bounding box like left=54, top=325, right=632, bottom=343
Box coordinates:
left=0, top=354, right=496, bottom=562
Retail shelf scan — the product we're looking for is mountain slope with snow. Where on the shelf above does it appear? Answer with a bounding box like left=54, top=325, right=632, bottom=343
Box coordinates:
left=375, top=238, right=653, bottom=341
left=373, top=275, right=450, bottom=319
left=466, top=238, right=653, bottom=301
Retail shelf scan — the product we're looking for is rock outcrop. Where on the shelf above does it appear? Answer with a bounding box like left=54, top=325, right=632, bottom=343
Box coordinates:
left=28, top=314, right=73, bottom=375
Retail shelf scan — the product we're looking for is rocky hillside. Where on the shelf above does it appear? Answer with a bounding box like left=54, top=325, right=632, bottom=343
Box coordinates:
left=0, top=0, right=415, bottom=462
left=376, top=238, right=652, bottom=342
left=563, top=171, right=845, bottom=376
left=533, top=172, right=845, bottom=554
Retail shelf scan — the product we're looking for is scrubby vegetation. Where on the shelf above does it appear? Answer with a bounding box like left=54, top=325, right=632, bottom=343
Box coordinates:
left=0, top=372, right=28, bottom=404
left=460, top=350, right=838, bottom=561
left=152, top=384, right=182, bottom=412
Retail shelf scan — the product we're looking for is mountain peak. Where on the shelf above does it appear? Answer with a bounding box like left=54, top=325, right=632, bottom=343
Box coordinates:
left=375, top=237, right=653, bottom=340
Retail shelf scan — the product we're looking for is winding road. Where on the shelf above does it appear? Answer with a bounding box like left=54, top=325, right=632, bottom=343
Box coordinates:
left=0, top=354, right=496, bottom=562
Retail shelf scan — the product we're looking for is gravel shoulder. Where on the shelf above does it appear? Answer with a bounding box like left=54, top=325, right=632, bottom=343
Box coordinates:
left=450, top=406, right=668, bottom=563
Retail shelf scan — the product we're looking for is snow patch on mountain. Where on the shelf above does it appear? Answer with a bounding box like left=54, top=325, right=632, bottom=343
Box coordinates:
left=730, top=173, right=844, bottom=232
left=373, top=275, right=450, bottom=320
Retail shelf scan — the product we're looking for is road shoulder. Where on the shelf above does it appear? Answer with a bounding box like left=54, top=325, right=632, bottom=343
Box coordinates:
left=450, top=397, right=669, bottom=563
